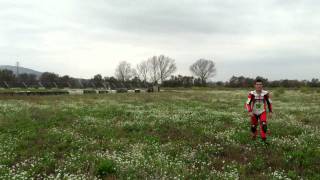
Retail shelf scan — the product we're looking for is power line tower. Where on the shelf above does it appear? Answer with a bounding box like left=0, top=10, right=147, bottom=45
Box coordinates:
left=16, top=61, right=20, bottom=84
left=16, top=61, right=20, bottom=77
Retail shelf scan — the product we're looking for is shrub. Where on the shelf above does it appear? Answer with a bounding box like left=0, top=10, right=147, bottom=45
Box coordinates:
left=300, top=87, right=314, bottom=94
left=83, top=89, right=97, bottom=94
left=273, top=88, right=285, bottom=97
left=95, top=159, right=117, bottom=178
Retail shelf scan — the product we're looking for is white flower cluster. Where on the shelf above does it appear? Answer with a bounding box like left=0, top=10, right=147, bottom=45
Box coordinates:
left=271, top=170, right=291, bottom=180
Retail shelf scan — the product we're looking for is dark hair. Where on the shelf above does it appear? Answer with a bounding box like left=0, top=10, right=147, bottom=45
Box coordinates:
left=255, top=79, right=263, bottom=84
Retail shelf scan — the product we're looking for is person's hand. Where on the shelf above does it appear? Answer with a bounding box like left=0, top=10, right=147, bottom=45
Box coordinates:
left=248, top=112, right=254, bottom=117
left=268, top=112, right=273, bottom=119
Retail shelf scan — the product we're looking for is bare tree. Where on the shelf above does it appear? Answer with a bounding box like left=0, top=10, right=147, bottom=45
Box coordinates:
left=147, top=56, right=160, bottom=84
left=158, top=55, right=177, bottom=83
left=115, top=61, right=134, bottom=82
left=190, top=59, right=216, bottom=85
left=146, top=55, right=177, bottom=84
left=136, top=60, right=149, bottom=83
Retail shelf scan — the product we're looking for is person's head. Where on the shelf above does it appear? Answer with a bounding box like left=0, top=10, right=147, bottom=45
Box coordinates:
left=254, top=79, right=263, bottom=91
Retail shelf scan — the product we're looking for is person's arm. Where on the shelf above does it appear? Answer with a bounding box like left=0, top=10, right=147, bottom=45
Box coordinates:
left=265, top=93, right=273, bottom=113
left=245, top=93, right=254, bottom=116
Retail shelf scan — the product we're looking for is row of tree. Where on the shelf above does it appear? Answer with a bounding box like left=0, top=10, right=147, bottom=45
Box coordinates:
left=0, top=55, right=217, bottom=88
left=114, top=55, right=216, bottom=85
left=1, top=55, right=319, bottom=88
left=224, top=76, right=320, bottom=88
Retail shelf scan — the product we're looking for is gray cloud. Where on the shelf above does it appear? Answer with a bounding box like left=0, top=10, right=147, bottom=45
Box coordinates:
left=77, top=0, right=320, bottom=35
left=0, top=0, right=319, bottom=81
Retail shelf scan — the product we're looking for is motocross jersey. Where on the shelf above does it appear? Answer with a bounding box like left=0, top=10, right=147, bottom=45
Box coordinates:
left=246, top=90, right=272, bottom=115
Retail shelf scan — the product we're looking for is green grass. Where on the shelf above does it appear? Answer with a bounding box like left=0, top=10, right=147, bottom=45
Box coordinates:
left=0, top=90, right=319, bottom=179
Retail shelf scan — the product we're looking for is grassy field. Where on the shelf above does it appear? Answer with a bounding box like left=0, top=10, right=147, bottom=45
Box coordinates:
left=0, top=89, right=319, bottom=179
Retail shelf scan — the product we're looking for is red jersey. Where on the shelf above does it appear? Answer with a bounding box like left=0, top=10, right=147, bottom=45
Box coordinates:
left=245, top=90, right=272, bottom=115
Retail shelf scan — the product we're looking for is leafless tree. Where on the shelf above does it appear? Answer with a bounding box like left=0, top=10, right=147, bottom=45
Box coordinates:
left=158, top=55, right=177, bottom=83
left=190, top=59, right=216, bottom=85
left=136, top=60, right=149, bottom=83
left=146, top=55, right=177, bottom=84
left=115, top=61, right=134, bottom=82
left=147, top=56, right=160, bottom=84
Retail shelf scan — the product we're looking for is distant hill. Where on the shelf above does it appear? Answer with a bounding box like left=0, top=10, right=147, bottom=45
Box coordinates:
left=0, top=65, right=42, bottom=77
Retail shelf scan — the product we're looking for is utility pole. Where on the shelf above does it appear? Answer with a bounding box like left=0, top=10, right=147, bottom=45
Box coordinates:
left=16, top=61, right=20, bottom=86
left=16, top=61, right=20, bottom=77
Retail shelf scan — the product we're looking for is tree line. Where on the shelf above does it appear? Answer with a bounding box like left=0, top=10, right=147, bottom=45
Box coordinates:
left=0, top=55, right=217, bottom=88
left=1, top=55, right=319, bottom=88
left=224, top=76, right=320, bottom=88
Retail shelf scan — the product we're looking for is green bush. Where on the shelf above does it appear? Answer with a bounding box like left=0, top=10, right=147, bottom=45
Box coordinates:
left=95, top=159, right=117, bottom=178
left=300, top=87, right=314, bottom=94
left=83, top=89, right=97, bottom=94
left=251, top=156, right=265, bottom=171
left=273, top=88, right=285, bottom=97
left=287, top=170, right=299, bottom=179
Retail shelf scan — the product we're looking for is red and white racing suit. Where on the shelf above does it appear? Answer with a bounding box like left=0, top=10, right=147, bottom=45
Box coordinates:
left=245, top=90, right=272, bottom=140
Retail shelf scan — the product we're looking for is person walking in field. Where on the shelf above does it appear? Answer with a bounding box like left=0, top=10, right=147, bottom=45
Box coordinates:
left=245, top=79, right=273, bottom=142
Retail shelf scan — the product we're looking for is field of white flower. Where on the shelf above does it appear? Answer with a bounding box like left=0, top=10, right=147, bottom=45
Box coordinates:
left=0, top=89, right=319, bottom=179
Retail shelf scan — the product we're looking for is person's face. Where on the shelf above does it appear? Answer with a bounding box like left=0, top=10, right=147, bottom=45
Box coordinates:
left=255, top=82, right=263, bottom=91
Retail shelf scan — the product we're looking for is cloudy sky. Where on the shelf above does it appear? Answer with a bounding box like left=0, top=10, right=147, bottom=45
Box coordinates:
left=0, top=0, right=319, bottom=81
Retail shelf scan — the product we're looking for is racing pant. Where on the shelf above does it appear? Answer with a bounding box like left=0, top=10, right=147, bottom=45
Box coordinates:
left=250, top=111, right=268, bottom=140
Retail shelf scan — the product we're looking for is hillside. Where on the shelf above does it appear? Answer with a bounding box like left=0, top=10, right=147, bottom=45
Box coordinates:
left=0, top=65, right=42, bottom=77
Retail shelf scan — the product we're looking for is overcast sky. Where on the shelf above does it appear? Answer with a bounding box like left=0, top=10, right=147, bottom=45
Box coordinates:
left=0, top=0, right=319, bottom=81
